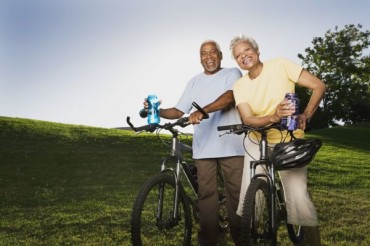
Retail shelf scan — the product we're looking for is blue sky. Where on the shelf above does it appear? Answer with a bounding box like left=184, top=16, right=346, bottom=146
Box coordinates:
left=1, top=0, right=369, bottom=131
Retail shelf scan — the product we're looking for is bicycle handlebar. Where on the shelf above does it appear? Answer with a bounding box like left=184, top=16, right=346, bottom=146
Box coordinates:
left=129, top=101, right=209, bottom=133
left=126, top=116, right=190, bottom=133
left=138, top=101, right=209, bottom=120
left=217, top=123, right=283, bottom=135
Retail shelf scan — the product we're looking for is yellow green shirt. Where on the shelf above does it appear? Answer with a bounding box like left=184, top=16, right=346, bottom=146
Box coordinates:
left=233, top=58, right=304, bottom=143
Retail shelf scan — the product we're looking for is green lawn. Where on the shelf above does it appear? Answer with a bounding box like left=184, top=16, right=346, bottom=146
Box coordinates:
left=0, top=116, right=369, bottom=245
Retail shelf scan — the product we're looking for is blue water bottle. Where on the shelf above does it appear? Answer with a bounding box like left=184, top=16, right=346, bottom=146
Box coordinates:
left=147, top=94, right=160, bottom=124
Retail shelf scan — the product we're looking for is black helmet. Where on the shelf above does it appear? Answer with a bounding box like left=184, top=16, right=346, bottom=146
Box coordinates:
left=271, top=138, right=322, bottom=170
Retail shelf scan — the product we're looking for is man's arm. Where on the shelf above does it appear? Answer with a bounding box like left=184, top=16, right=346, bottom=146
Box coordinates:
left=159, top=107, right=185, bottom=119
left=141, top=99, right=185, bottom=120
left=189, top=90, right=235, bottom=124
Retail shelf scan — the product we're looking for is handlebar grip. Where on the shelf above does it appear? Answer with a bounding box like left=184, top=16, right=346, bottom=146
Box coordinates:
left=192, top=102, right=209, bottom=119
left=126, top=116, right=136, bottom=131
left=217, top=124, right=243, bottom=131
left=126, top=116, right=157, bottom=132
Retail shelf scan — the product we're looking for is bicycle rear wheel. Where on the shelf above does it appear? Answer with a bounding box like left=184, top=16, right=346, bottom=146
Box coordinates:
left=241, top=178, right=276, bottom=245
left=130, top=173, right=192, bottom=246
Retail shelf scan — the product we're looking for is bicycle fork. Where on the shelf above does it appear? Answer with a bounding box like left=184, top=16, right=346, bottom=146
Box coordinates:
left=155, top=156, right=183, bottom=229
left=251, top=135, right=279, bottom=240
left=250, top=161, right=278, bottom=234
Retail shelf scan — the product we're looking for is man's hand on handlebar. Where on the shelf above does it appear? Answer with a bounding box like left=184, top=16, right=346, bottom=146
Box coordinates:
left=189, top=110, right=205, bottom=124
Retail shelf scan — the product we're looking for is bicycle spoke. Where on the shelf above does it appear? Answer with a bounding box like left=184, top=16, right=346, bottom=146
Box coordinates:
left=241, top=179, right=275, bottom=245
left=131, top=174, right=192, bottom=246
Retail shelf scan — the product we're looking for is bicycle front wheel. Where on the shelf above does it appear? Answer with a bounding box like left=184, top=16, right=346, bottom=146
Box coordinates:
left=241, top=178, right=275, bottom=245
left=286, top=223, right=304, bottom=244
left=130, top=173, right=192, bottom=246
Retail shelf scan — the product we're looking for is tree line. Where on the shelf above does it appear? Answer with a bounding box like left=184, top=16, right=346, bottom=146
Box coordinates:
left=296, top=24, right=370, bottom=129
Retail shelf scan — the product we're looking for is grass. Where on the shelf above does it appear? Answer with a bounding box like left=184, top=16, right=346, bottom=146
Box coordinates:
left=0, top=116, right=369, bottom=245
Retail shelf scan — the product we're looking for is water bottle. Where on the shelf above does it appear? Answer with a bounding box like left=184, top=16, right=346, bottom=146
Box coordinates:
left=147, top=94, right=160, bottom=124
left=281, top=93, right=299, bottom=131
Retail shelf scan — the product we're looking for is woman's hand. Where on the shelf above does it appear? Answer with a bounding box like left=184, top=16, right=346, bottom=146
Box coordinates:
left=297, top=114, right=308, bottom=130
left=272, top=99, right=295, bottom=123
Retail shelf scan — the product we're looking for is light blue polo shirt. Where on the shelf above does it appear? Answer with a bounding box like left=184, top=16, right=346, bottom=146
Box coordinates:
left=175, top=68, right=245, bottom=159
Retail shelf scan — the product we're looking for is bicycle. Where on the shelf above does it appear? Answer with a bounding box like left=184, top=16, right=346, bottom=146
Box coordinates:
left=127, top=102, right=229, bottom=246
left=217, top=123, right=322, bottom=245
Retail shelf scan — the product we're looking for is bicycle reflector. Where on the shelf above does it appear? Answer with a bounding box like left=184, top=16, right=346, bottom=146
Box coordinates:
left=271, top=138, right=322, bottom=170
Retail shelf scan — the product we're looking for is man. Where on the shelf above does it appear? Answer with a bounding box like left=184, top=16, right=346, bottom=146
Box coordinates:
left=143, top=40, right=245, bottom=245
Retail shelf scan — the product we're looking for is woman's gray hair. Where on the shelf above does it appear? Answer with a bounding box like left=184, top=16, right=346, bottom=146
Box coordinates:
left=229, top=34, right=259, bottom=58
left=200, top=39, right=222, bottom=53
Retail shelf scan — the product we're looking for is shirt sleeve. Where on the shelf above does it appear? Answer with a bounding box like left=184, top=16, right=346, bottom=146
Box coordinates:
left=175, top=79, right=194, bottom=114
left=281, top=58, right=303, bottom=82
left=225, top=68, right=242, bottom=90
left=232, top=76, right=247, bottom=107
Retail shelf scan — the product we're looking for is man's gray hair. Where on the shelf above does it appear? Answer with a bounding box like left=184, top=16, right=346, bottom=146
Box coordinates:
left=229, top=34, right=259, bottom=58
left=201, top=39, right=222, bottom=53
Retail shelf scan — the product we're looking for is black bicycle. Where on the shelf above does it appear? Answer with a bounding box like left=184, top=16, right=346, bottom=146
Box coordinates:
left=218, top=123, right=322, bottom=245
left=128, top=102, right=228, bottom=246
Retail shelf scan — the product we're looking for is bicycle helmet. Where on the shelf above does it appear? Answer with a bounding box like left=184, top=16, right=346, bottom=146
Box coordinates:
left=271, top=138, right=322, bottom=170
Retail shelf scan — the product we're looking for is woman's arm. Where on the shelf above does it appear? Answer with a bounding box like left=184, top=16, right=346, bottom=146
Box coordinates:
left=237, top=100, right=294, bottom=127
left=296, top=69, right=326, bottom=129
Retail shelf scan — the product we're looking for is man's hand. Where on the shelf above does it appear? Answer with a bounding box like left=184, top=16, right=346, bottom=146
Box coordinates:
left=189, top=110, right=204, bottom=124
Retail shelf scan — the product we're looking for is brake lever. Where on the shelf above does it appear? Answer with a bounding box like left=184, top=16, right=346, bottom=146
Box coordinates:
left=218, top=131, right=230, bottom=137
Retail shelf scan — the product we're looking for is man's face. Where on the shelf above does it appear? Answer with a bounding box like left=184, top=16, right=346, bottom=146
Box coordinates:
left=200, top=42, right=222, bottom=75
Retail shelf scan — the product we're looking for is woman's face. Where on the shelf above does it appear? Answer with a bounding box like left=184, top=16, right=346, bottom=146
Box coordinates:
left=232, top=41, right=259, bottom=71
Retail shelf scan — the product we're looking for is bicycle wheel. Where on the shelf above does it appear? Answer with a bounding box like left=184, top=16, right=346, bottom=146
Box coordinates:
left=286, top=223, right=304, bottom=244
left=131, top=173, right=192, bottom=246
left=241, top=178, right=276, bottom=245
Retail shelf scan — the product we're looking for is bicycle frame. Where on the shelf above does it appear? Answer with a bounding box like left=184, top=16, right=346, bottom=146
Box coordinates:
left=129, top=105, right=232, bottom=245
left=158, top=133, right=195, bottom=222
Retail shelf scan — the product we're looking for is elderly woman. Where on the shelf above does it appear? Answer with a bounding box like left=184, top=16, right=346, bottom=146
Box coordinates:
left=230, top=34, right=326, bottom=246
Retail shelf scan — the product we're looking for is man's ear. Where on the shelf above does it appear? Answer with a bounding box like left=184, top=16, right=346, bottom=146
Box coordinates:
left=220, top=51, right=223, bottom=60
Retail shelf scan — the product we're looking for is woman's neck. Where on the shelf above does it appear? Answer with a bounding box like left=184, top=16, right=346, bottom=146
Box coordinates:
left=248, top=62, right=263, bottom=80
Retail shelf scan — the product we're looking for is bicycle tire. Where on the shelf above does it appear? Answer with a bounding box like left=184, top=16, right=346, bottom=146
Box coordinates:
left=241, top=178, right=276, bottom=245
left=130, top=173, right=192, bottom=246
left=276, top=181, right=304, bottom=244
left=286, top=223, right=304, bottom=244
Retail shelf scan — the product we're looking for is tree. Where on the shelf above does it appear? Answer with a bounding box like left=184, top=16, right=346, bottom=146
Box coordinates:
left=297, top=24, right=370, bottom=129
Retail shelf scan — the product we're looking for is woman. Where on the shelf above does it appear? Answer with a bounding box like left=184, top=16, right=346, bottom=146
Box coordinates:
left=230, top=34, right=326, bottom=245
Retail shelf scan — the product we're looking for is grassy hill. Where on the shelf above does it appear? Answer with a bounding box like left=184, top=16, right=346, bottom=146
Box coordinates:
left=0, top=116, right=369, bottom=245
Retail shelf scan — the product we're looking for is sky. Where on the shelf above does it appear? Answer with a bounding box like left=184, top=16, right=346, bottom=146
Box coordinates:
left=1, top=0, right=370, bottom=132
